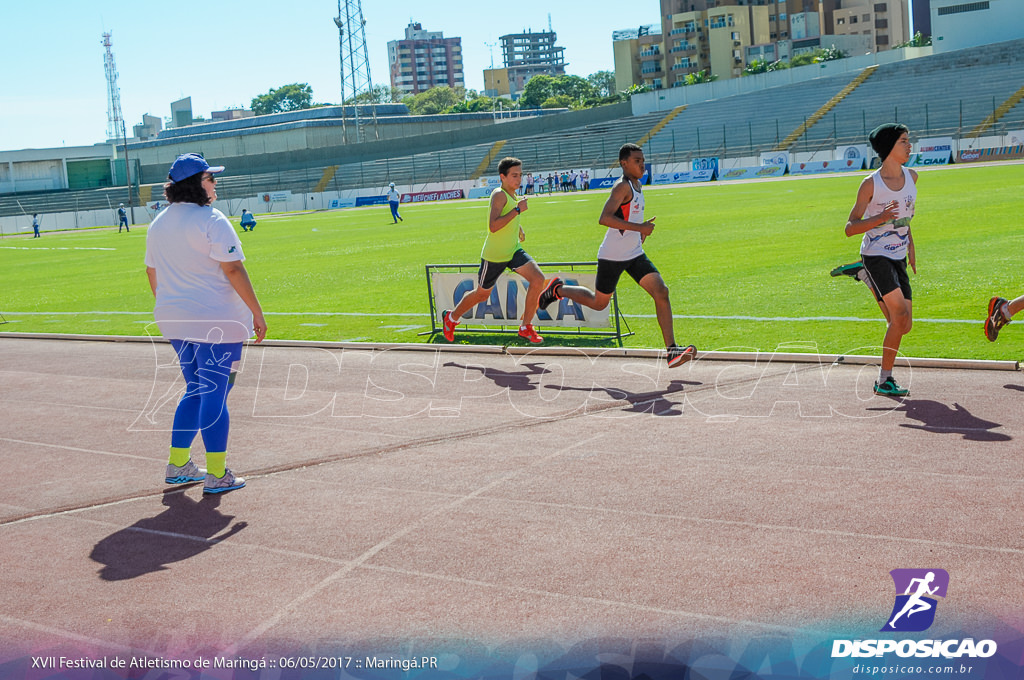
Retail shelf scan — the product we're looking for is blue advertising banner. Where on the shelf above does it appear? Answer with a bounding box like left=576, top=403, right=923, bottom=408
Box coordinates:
left=355, top=195, right=389, bottom=207
left=691, top=156, right=719, bottom=175
left=718, top=165, right=787, bottom=181
left=651, top=169, right=716, bottom=185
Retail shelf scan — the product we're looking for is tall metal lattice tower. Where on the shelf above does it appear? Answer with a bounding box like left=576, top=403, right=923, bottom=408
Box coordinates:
left=334, top=0, right=378, bottom=143
left=102, top=32, right=124, bottom=142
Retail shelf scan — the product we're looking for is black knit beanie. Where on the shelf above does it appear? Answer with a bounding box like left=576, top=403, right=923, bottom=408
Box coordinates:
left=869, top=123, right=908, bottom=161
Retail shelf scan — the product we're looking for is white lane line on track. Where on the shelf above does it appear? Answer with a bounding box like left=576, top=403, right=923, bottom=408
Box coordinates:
left=0, top=310, right=981, bottom=323
left=224, top=433, right=608, bottom=653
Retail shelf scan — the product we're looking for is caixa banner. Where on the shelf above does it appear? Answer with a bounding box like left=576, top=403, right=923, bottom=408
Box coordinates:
left=430, top=271, right=609, bottom=328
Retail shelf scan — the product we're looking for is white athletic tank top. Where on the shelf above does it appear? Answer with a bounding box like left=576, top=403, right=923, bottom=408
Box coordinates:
left=860, top=167, right=916, bottom=259
left=598, top=179, right=645, bottom=261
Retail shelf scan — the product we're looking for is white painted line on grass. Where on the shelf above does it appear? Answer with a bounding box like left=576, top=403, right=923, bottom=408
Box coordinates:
left=0, top=310, right=985, bottom=324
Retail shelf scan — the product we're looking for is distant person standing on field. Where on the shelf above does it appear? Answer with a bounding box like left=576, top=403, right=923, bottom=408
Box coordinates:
left=118, top=203, right=130, bottom=233
left=145, top=153, right=267, bottom=494
left=387, top=182, right=403, bottom=223
left=32, top=213, right=41, bottom=238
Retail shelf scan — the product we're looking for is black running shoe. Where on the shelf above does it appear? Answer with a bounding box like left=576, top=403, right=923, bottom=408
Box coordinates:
left=985, top=296, right=1010, bottom=342
left=667, top=344, right=697, bottom=368
left=537, top=277, right=563, bottom=310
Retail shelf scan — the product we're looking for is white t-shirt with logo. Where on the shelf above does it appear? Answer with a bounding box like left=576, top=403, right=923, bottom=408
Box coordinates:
left=144, top=202, right=252, bottom=343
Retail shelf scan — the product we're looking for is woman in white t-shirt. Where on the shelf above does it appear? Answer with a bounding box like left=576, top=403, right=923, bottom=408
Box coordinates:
left=145, top=153, right=267, bottom=494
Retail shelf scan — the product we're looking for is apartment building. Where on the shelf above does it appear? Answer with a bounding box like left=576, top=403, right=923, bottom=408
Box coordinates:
left=612, top=24, right=665, bottom=92
left=821, top=0, right=910, bottom=51
left=388, top=22, right=465, bottom=96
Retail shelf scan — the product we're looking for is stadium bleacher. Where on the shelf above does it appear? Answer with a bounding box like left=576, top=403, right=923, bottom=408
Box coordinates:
left=2, top=39, right=1021, bottom=219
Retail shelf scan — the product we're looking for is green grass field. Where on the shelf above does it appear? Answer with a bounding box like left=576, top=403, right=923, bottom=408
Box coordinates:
left=2, top=163, right=1023, bottom=360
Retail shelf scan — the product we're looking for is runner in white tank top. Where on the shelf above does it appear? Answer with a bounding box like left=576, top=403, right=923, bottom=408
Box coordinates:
left=597, top=179, right=646, bottom=261
left=859, top=166, right=916, bottom=260
left=533, top=144, right=697, bottom=368
left=844, top=123, right=918, bottom=397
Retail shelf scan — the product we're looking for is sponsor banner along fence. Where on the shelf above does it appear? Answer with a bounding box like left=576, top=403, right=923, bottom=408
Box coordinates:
left=789, top=159, right=865, bottom=175
left=355, top=195, right=388, bottom=207
left=906, top=152, right=951, bottom=167
left=430, top=271, right=609, bottom=329
left=692, top=157, right=719, bottom=174
left=402, top=189, right=465, bottom=204
left=760, top=151, right=790, bottom=169
left=835, top=144, right=871, bottom=162
left=918, top=137, right=954, bottom=155
left=651, top=169, right=716, bottom=185
left=718, top=165, right=787, bottom=181
left=466, top=187, right=493, bottom=199
left=328, top=198, right=357, bottom=209
left=958, top=146, right=1024, bottom=163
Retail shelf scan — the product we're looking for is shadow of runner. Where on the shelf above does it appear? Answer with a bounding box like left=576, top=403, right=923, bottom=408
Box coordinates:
left=1004, top=384, right=1024, bottom=393
left=443, top=361, right=552, bottom=392
left=545, top=379, right=702, bottom=416
left=89, top=489, right=247, bottom=581
left=870, top=399, right=1011, bottom=442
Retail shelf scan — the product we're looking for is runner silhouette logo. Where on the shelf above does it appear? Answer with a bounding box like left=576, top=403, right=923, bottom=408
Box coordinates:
left=881, top=569, right=949, bottom=632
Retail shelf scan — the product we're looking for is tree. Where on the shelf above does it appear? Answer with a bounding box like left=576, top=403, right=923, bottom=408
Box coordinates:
left=403, top=86, right=463, bottom=115
left=587, top=71, right=617, bottom=98
left=895, top=31, right=932, bottom=48
left=520, top=75, right=557, bottom=108
left=743, top=59, right=788, bottom=76
left=351, top=84, right=401, bottom=105
left=250, top=83, right=313, bottom=116
left=684, top=70, right=717, bottom=85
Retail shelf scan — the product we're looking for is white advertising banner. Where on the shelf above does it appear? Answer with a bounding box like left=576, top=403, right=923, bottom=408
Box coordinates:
left=760, top=151, right=790, bottom=169
left=1008, top=130, right=1024, bottom=146
left=835, top=144, right=871, bottom=162
left=431, top=271, right=609, bottom=328
left=917, top=137, right=954, bottom=155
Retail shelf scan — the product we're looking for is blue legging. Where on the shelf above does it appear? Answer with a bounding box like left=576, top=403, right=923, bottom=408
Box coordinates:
left=389, top=200, right=401, bottom=221
left=169, top=339, right=243, bottom=453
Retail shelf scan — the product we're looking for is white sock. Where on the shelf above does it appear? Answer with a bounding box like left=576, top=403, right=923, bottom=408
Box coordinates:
left=448, top=312, right=460, bottom=323
left=878, top=368, right=892, bottom=383
left=1002, top=302, right=1012, bottom=320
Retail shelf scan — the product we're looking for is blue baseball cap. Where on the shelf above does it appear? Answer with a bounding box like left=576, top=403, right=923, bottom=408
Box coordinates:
left=168, top=153, right=225, bottom=182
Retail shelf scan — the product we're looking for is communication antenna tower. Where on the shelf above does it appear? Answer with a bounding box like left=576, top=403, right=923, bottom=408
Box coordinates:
left=102, top=32, right=123, bottom=141
left=102, top=32, right=134, bottom=220
left=334, top=0, right=378, bottom=143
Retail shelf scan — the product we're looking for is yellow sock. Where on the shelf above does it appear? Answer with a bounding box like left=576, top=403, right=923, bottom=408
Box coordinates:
left=206, top=452, right=227, bottom=478
left=169, top=446, right=191, bottom=467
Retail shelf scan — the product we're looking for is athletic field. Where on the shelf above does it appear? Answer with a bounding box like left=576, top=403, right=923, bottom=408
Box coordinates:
left=2, top=163, right=1022, bottom=361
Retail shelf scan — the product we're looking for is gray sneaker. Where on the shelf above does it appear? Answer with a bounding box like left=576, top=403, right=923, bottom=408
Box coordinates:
left=165, top=459, right=206, bottom=484
left=203, top=468, right=246, bottom=494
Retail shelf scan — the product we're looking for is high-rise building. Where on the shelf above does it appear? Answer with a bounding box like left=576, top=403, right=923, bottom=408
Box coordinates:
left=930, top=0, right=1024, bottom=53
left=822, top=0, right=910, bottom=51
left=388, top=22, right=464, bottom=96
left=612, top=24, right=664, bottom=92
left=911, top=0, right=931, bottom=36
left=499, top=29, right=568, bottom=97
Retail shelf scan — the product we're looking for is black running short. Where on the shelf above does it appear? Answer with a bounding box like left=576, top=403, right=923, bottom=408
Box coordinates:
left=595, top=254, right=659, bottom=295
left=862, top=254, right=911, bottom=302
left=477, top=249, right=534, bottom=290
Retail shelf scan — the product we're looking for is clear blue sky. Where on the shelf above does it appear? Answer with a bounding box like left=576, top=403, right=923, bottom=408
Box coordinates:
left=0, top=1, right=656, bottom=151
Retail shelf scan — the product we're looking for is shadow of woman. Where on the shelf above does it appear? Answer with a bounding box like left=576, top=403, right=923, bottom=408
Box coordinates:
left=870, top=399, right=1011, bottom=442
left=89, top=489, right=247, bottom=581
